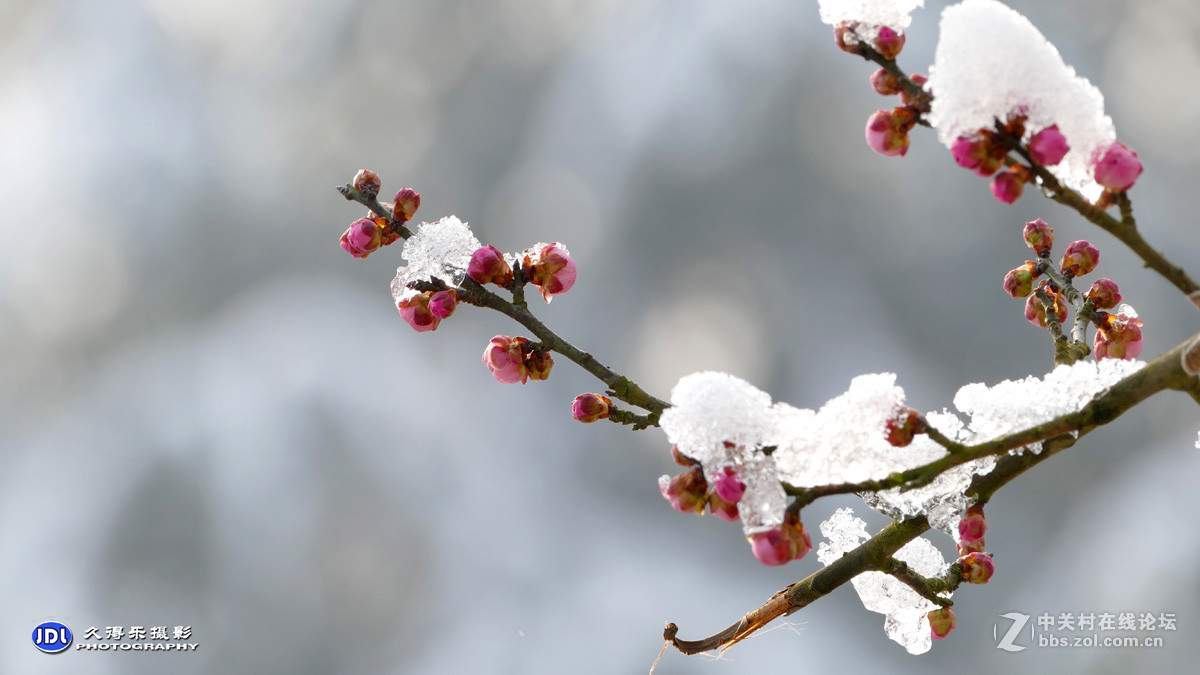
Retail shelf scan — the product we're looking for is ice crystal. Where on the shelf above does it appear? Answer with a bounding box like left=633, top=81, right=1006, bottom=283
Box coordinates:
left=818, top=508, right=949, bottom=654
left=390, top=216, right=481, bottom=305
left=927, top=0, right=1116, bottom=198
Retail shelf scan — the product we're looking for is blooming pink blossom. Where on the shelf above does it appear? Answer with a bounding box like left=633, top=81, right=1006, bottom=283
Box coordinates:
left=525, top=243, right=577, bottom=302
left=482, top=335, right=528, bottom=383
left=339, top=217, right=383, bottom=259
left=1028, top=125, right=1069, bottom=166
left=1094, top=311, right=1143, bottom=360
left=1093, top=142, right=1143, bottom=192
left=398, top=292, right=440, bottom=332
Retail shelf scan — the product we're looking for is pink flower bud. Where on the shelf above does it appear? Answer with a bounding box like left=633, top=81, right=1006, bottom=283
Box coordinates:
left=873, top=27, right=905, bottom=60
left=525, top=243, right=577, bottom=302
left=929, top=607, right=956, bottom=640
left=712, top=467, right=746, bottom=504
left=398, top=292, right=440, bottom=332
left=1002, top=265, right=1035, bottom=298
left=884, top=407, right=926, bottom=447
left=1028, top=125, right=1069, bottom=166
left=427, top=290, right=458, bottom=319
left=870, top=68, right=901, bottom=96
left=1093, top=142, right=1143, bottom=192
left=571, top=393, right=612, bottom=423
left=1060, top=240, right=1100, bottom=278
left=865, top=109, right=911, bottom=157
left=708, top=492, right=740, bottom=521
left=899, top=73, right=926, bottom=108
left=524, top=349, right=554, bottom=382
left=950, top=133, right=1004, bottom=176
left=957, top=505, right=987, bottom=545
left=833, top=23, right=863, bottom=55
left=353, top=169, right=381, bottom=197
left=1094, top=309, right=1143, bottom=360
left=339, top=217, right=383, bottom=259
left=482, top=335, right=528, bottom=384
left=960, top=552, right=995, bottom=584
left=378, top=217, right=402, bottom=247
left=1086, top=278, right=1122, bottom=310
left=659, top=469, right=708, bottom=515
left=1022, top=218, right=1055, bottom=258
left=990, top=169, right=1025, bottom=204
left=1025, top=289, right=1068, bottom=329
left=467, top=245, right=514, bottom=287
left=392, top=187, right=421, bottom=221
left=748, top=514, right=812, bottom=566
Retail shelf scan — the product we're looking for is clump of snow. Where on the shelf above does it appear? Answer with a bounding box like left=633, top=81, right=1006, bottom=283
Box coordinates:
left=390, top=216, right=481, bottom=304
left=659, top=372, right=785, bottom=533
left=769, top=374, right=913, bottom=486
left=662, top=359, right=1143, bottom=536
left=818, top=0, right=925, bottom=41
left=927, top=0, right=1116, bottom=198
left=952, top=357, right=1144, bottom=447
left=865, top=358, right=1144, bottom=532
left=818, top=508, right=950, bottom=654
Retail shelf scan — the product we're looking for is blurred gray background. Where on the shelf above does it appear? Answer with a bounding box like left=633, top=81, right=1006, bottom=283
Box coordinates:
left=2, top=0, right=1197, bottom=673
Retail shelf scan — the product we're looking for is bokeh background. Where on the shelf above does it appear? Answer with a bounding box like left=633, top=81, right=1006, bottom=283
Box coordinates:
left=2, top=0, right=1198, bottom=672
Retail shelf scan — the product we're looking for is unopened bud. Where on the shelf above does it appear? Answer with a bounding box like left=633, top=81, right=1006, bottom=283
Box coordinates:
left=959, top=552, right=995, bottom=584
left=884, top=408, right=926, bottom=447
left=1060, top=240, right=1100, bottom=278
left=659, top=469, right=708, bottom=515
left=870, top=68, right=902, bottom=96
left=1085, top=278, right=1122, bottom=310
left=353, top=169, right=381, bottom=197
left=339, top=217, right=383, bottom=259
left=929, top=607, right=957, bottom=640
left=571, top=393, right=612, bottom=423
left=1022, top=218, right=1054, bottom=258
left=1093, top=142, right=1143, bottom=192
left=873, top=27, right=905, bottom=60
left=392, top=187, right=421, bottom=221
left=428, top=290, right=458, bottom=319
left=1002, top=265, right=1035, bottom=298
left=1028, top=125, right=1069, bottom=166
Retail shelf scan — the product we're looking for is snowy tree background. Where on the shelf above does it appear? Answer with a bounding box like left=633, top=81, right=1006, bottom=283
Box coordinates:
left=1, top=0, right=1197, bottom=672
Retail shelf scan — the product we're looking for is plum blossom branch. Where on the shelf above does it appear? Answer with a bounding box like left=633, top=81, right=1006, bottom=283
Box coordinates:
left=666, top=329, right=1200, bottom=654
left=409, top=276, right=669, bottom=415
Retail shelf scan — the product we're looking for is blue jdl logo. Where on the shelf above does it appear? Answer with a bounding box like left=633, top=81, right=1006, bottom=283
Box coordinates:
left=33, top=622, right=73, bottom=654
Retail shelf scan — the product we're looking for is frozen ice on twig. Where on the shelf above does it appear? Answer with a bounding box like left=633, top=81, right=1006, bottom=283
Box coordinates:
left=927, top=0, right=1116, bottom=198
left=390, top=216, right=481, bottom=304
left=818, top=508, right=949, bottom=654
